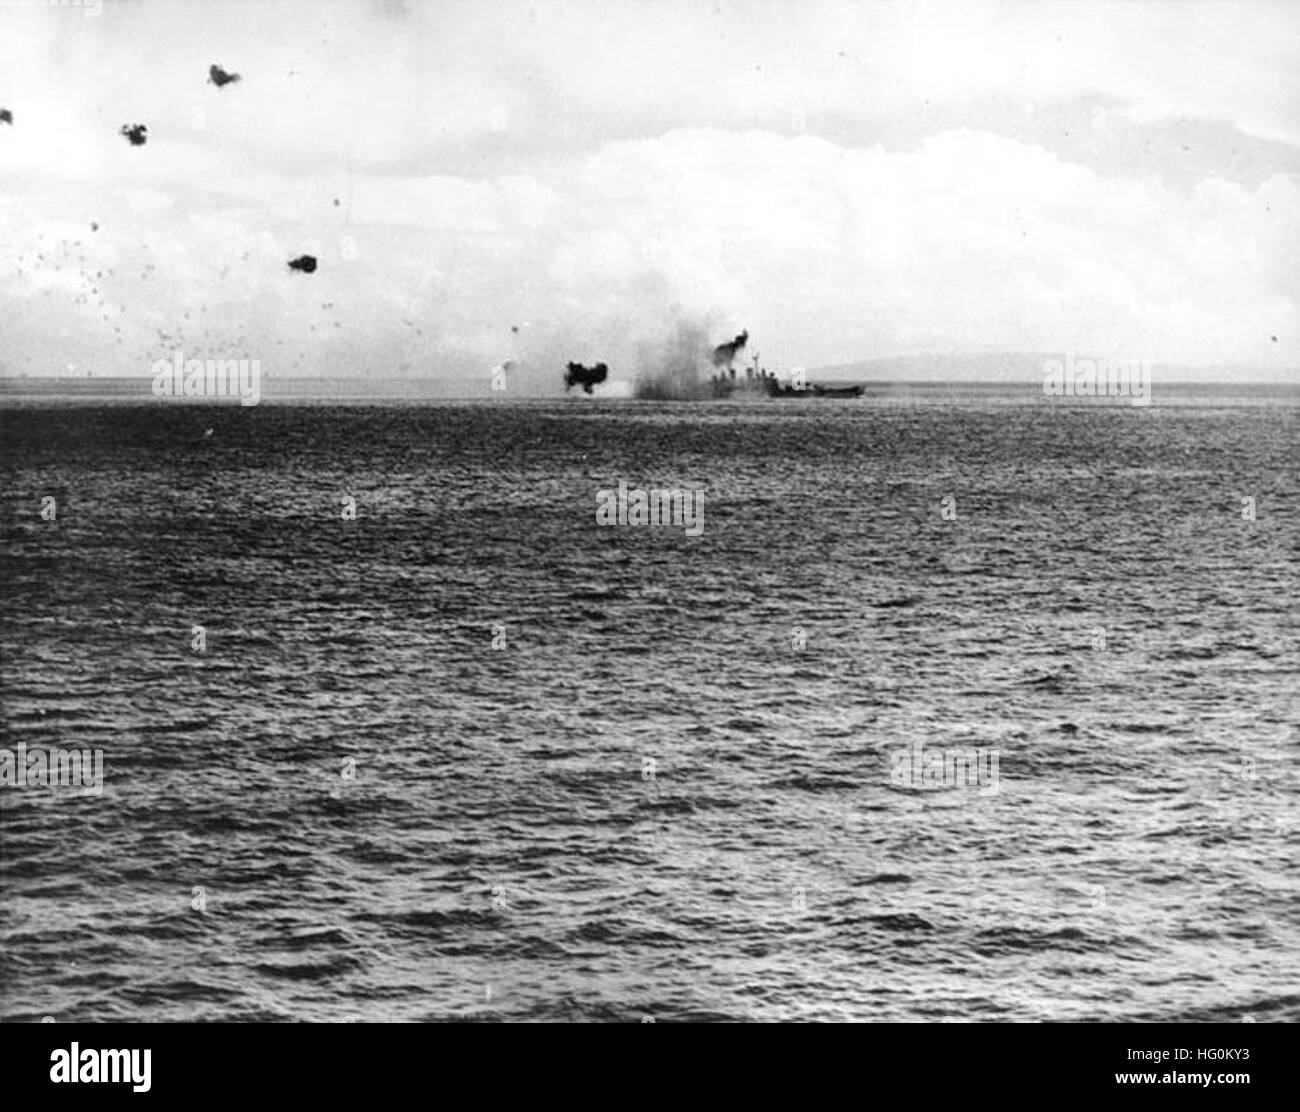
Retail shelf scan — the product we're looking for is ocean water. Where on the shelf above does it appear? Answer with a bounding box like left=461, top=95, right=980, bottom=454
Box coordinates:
left=0, top=388, right=1296, bottom=1022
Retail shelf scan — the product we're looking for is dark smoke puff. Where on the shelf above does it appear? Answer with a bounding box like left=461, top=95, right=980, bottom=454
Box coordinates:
left=208, top=64, right=242, bottom=87
left=0, top=109, right=12, bottom=125
left=564, top=362, right=609, bottom=395
left=120, top=124, right=148, bottom=146
left=287, top=255, right=318, bottom=273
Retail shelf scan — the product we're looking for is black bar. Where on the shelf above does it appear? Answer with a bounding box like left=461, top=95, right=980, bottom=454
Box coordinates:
left=2, top=1021, right=1287, bottom=1100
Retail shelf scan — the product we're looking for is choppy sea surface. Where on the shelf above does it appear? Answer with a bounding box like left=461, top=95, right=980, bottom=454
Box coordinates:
left=1, top=386, right=1297, bottom=1022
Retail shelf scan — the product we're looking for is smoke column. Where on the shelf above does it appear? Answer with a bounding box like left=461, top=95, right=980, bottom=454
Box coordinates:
left=632, top=316, right=717, bottom=399
left=497, top=299, right=741, bottom=400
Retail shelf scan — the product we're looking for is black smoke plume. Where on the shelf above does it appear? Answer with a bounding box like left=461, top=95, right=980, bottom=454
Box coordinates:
left=711, top=329, right=748, bottom=368
left=564, top=361, right=609, bottom=394
left=287, top=254, right=318, bottom=274
left=119, top=124, right=148, bottom=146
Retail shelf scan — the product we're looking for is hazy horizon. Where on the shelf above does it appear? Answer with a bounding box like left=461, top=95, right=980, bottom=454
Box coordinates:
left=3, top=350, right=1297, bottom=389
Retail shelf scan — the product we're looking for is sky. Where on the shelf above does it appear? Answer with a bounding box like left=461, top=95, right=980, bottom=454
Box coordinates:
left=0, top=0, right=1298, bottom=385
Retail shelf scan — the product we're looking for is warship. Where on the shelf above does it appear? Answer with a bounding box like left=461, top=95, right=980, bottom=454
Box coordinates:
left=708, top=332, right=863, bottom=399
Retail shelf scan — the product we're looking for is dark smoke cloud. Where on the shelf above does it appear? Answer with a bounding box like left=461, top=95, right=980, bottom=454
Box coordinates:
left=208, top=64, right=242, bottom=88
left=287, top=254, right=318, bottom=273
left=711, top=330, right=748, bottom=368
left=564, top=361, right=609, bottom=394
left=119, top=124, right=148, bottom=147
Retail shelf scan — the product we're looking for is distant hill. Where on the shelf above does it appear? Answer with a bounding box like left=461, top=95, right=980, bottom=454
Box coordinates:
left=809, top=352, right=1297, bottom=385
